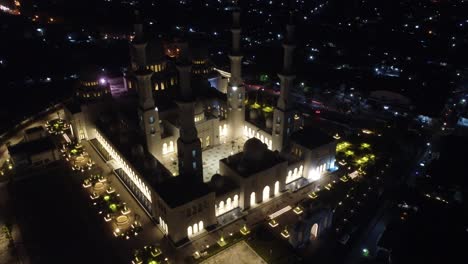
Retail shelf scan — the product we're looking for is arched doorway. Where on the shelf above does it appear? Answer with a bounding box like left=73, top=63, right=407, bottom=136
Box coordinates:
left=274, top=181, right=279, bottom=196
left=310, top=223, right=319, bottom=240
left=263, top=186, right=270, bottom=202
left=219, top=201, right=224, bottom=215
left=187, top=226, right=193, bottom=237
left=233, top=195, right=239, bottom=208
left=250, top=192, right=256, bottom=207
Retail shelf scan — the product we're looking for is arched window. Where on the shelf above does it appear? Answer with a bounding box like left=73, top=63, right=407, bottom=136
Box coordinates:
left=233, top=195, right=239, bottom=208
left=199, top=221, right=204, bottom=231
left=226, top=197, right=232, bottom=211
left=187, top=226, right=193, bottom=237
left=274, top=181, right=280, bottom=196
left=250, top=192, right=256, bottom=207
left=169, top=141, right=174, bottom=152
left=219, top=201, right=224, bottom=215
left=263, top=186, right=270, bottom=202
left=163, top=143, right=168, bottom=154
left=310, top=223, right=319, bottom=240
left=193, top=223, right=198, bottom=234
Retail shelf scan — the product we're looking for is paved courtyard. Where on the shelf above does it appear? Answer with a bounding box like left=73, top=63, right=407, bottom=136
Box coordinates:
left=201, top=137, right=247, bottom=182
left=201, top=241, right=267, bottom=264
left=159, top=137, right=248, bottom=182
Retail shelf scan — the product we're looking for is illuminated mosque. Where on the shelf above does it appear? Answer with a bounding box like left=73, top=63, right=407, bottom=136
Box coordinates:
left=64, top=4, right=336, bottom=246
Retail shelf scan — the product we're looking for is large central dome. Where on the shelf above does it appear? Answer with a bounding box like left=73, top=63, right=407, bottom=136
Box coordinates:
left=243, top=137, right=267, bottom=161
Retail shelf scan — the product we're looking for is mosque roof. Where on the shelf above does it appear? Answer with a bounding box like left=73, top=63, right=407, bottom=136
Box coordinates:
left=154, top=176, right=213, bottom=208
left=221, top=139, right=286, bottom=178
left=291, top=128, right=335, bottom=150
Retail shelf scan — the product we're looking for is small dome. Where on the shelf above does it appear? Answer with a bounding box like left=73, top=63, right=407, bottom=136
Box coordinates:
left=131, top=144, right=144, bottom=158
left=194, top=101, right=204, bottom=115
left=144, top=158, right=158, bottom=170
left=211, top=174, right=224, bottom=189
left=265, top=117, right=273, bottom=129
left=249, top=109, right=259, bottom=120
left=146, top=39, right=165, bottom=64
left=243, top=137, right=267, bottom=161
left=211, top=107, right=220, bottom=117
left=79, top=65, right=102, bottom=82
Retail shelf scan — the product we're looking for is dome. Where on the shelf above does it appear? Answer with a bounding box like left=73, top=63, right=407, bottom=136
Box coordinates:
left=131, top=144, right=144, bottom=158
left=146, top=39, right=165, bottom=64
left=210, top=174, right=224, bottom=189
left=144, top=158, right=158, bottom=170
left=194, top=101, right=204, bottom=115
left=79, top=65, right=102, bottom=82
left=265, top=117, right=273, bottom=129
left=189, top=34, right=209, bottom=61
left=242, top=137, right=267, bottom=161
left=249, top=109, right=259, bottom=120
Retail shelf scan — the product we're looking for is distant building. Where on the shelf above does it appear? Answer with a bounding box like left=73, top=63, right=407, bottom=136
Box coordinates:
left=8, top=137, right=59, bottom=168
left=24, top=126, right=46, bottom=142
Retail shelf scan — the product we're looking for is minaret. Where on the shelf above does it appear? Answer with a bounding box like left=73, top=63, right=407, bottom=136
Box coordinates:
left=226, top=2, right=246, bottom=140
left=176, top=45, right=203, bottom=180
left=272, top=11, right=296, bottom=152
left=131, top=10, right=147, bottom=71
left=136, top=69, right=162, bottom=159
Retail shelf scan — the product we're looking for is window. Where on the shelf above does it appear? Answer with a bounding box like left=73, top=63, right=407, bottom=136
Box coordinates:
left=192, top=150, right=196, bottom=157
left=149, top=116, right=155, bottom=124
left=206, top=136, right=210, bottom=147
left=192, top=162, right=197, bottom=169
left=187, top=226, right=193, bottom=237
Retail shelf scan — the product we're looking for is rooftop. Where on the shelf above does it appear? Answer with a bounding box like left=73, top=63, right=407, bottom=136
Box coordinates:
left=221, top=141, right=286, bottom=178
left=25, top=126, right=45, bottom=134
left=9, top=137, right=56, bottom=156
left=154, top=176, right=213, bottom=208
left=291, top=127, right=335, bottom=150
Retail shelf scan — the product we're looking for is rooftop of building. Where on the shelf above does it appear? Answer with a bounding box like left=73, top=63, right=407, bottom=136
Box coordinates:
left=25, top=126, right=45, bottom=134
left=207, top=174, right=239, bottom=196
left=154, top=176, right=213, bottom=208
left=291, top=127, right=335, bottom=150
left=221, top=138, right=286, bottom=178
left=95, top=103, right=170, bottom=188
left=8, top=137, right=56, bottom=156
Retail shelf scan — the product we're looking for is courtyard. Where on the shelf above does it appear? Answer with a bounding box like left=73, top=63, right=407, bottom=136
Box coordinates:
left=201, top=241, right=266, bottom=264
left=159, top=137, right=248, bottom=182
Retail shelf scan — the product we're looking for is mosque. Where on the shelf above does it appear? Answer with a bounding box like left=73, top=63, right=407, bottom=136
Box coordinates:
left=64, top=5, right=336, bottom=246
